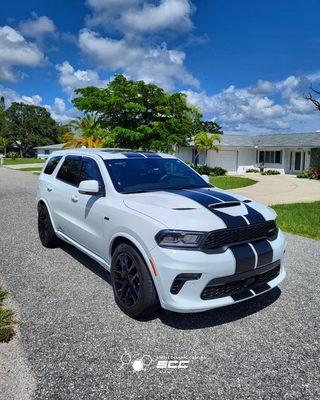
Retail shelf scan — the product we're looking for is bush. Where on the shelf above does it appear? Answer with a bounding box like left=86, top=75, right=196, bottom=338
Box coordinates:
left=297, top=171, right=310, bottom=179
left=7, top=151, right=19, bottom=160
left=246, top=168, right=260, bottom=173
left=193, top=165, right=212, bottom=175
left=261, top=169, right=281, bottom=175
left=210, top=166, right=227, bottom=176
left=193, top=165, right=227, bottom=176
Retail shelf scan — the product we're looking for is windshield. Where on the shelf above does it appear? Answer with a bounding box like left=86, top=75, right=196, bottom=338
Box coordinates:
left=104, top=158, right=210, bottom=194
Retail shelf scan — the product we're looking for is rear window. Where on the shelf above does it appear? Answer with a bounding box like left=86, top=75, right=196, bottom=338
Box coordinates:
left=56, top=156, right=82, bottom=186
left=43, top=156, right=62, bottom=175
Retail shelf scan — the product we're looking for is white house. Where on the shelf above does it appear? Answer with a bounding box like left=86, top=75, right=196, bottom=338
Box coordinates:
left=35, top=143, right=65, bottom=159
left=175, top=132, right=320, bottom=174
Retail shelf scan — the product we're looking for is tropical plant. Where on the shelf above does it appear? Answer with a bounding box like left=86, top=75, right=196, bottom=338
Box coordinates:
left=193, top=131, right=221, bottom=166
left=7, top=151, right=18, bottom=160
left=62, top=113, right=108, bottom=149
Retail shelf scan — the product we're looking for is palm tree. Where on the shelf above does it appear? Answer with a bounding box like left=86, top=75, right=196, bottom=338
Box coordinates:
left=63, top=113, right=106, bottom=149
left=194, top=131, right=221, bottom=166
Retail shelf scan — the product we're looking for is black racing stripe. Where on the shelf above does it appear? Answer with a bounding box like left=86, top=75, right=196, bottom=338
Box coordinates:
left=168, top=189, right=247, bottom=228
left=252, top=240, right=273, bottom=267
left=196, top=188, right=238, bottom=202
left=232, top=290, right=253, bottom=301
left=142, top=153, right=162, bottom=158
left=230, top=243, right=256, bottom=273
left=122, top=152, right=145, bottom=158
left=198, top=188, right=266, bottom=224
left=245, top=204, right=266, bottom=224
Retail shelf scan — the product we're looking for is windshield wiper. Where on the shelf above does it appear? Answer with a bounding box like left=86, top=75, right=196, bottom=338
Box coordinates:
left=123, top=189, right=154, bottom=194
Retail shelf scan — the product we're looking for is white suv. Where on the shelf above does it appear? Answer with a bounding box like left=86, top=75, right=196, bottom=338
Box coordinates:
left=37, top=149, right=286, bottom=318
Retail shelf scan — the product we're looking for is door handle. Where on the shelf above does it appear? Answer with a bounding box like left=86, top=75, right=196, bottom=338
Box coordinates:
left=71, top=194, right=79, bottom=203
left=46, top=185, right=53, bottom=192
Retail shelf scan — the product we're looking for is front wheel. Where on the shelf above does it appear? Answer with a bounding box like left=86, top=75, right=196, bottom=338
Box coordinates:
left=111, top=243, right=159, bottom=319
left=38, top=203, right=61, bottom=248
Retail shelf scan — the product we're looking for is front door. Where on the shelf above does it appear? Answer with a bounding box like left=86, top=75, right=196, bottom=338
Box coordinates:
left=294, top=151, right=302, bottom=172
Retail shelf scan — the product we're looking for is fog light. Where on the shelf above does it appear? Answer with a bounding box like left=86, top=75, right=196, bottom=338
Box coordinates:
left=170, top=273, right=202, bottom=295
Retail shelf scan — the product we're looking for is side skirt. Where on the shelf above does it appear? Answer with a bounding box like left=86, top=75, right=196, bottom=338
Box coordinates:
left=56, top=231, right=111, bottom=271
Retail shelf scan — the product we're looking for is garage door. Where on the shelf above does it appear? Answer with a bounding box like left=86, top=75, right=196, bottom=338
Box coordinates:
left=207, top=150, right=237, bottom=172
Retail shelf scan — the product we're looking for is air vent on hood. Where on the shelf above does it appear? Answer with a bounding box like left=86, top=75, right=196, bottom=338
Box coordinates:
left=172, top=207, right=196, bottom=210
left=209, top=201, right=241, bottom=209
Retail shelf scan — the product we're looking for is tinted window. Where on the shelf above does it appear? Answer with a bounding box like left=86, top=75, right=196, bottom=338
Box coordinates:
left=104, top=158, right=209, bottom=193
left=80, top=158, right=104, bottom=191
left=56, top=156, right=81, bottom=186
left=44, top=156, right=62, bottom=175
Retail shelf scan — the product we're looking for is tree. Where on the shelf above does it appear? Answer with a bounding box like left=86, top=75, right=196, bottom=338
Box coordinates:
left=194, top=131, right=221, bottom=166
left=4, top=103, right=63, bottom=157
left=304, top=86, right=320, bottom=111
left=0, top=137, right=9, bottom=156
left=63, top=113, right=108, bottom=149
left=72, top=74, right=215, bottom=152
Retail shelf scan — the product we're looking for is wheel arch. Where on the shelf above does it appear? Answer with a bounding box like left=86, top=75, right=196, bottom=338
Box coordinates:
left=37, top=198, right=57, bottom=232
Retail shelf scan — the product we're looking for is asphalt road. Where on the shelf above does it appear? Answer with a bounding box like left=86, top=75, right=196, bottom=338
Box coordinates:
left=0, top=167, right=319, bottom=400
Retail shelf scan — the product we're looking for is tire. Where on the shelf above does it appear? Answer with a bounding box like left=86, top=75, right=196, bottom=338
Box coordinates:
left=111, top=243, right=159, bottom=319
left=38, top=203, right=61, bottom=248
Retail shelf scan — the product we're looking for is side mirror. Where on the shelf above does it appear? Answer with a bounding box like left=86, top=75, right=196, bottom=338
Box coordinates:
left=201, top=174, right=210, bottom=183
left=78, top=180, right=99, bottom=195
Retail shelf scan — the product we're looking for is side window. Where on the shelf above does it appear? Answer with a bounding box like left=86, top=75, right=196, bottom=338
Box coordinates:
left=80, top=158, right=104, bottom=191
left=44, top=156, right=62, bottom=175
left=56, top=156, right=82, bottom=186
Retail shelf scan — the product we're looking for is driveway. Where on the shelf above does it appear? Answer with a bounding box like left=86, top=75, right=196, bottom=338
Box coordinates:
left=230, top=173, right=320, bottom=205
left=0, top=167, right=319, bottom=400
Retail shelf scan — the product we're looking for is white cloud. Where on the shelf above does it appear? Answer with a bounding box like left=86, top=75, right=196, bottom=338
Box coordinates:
left=0, top=25, right=44, bottom=82
left=56, top=60, right=109, bottom=94
left=121, top=0, right=193, bottom=33
left=78, top=29, right=199, bottom=89
left=183, top=72, right=320, bottom=134
left=19, top=13, right=56, bottom=39
left=44, top=97, right=78, bottom=123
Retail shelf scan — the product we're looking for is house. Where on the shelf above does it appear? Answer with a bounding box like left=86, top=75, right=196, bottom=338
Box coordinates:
left=175, top=132, right=320, bottom=174
left=35, top=143, right=65, bottom=159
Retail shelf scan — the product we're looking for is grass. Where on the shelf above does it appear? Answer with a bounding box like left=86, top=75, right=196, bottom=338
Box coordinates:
left=210, top=176, right=257, bottom=190
left=0, top=287, right=15, bottom=342
left=18, top=167, right=43, bottom=172
left=33, top=172, right=41, bottom=176
left=3, top=158, right=44, bottom=165
left=272, top=201, right=320, bottom=240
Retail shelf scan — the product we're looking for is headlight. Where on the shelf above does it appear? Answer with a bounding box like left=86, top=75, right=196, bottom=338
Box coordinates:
left=155, top=230, right=205, bottom=249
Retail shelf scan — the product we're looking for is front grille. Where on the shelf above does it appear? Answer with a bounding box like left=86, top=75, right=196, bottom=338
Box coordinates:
left=201, top=221, right=277, bottom=251
left=201, top=262, right=280, bottom=300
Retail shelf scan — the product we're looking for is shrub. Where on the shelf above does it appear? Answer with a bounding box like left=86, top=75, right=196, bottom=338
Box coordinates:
left=210, top=166, right=227, bottom=176
left=7, top=151, right=19, bottom=160
left=297, top=171, right=310, bottom=179
left=261, top=169, right=281, bottom=175
left=246, top=168, right=260, bottom=173
left=193, top=165, right=212, bottom=175
left=193, top=165, right=227, bottom=176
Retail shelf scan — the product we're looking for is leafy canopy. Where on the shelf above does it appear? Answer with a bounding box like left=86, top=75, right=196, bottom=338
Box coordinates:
left=72, top=74, right=222, bottom=152
left=3, top=102, right=64, bottom=156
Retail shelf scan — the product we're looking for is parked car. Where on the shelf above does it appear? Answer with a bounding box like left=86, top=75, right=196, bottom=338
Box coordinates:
left=37, top=150, right=286, bottom=318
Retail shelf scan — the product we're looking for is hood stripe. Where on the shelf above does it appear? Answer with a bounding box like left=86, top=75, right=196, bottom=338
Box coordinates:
left=167, top=187, right=273, bottom=276
left=167, top=189, right=247, bottom=228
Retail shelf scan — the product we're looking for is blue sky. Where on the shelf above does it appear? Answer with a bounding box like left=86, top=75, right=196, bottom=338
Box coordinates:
left=1, top=0, right=320, bottom=134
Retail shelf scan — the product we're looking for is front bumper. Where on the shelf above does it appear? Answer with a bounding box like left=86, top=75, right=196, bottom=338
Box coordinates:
left=150, top=229, right=286, bottom=313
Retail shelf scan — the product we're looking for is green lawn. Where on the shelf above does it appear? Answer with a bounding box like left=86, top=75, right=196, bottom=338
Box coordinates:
left=19, top=167, right=43, bottom=172
left=272, top=202, right=320, bottom=240
left=210, top=176, right=257, bottom=190
left=3, top=158, right=44, bottom=165
left=0, top=287, right=15, bottom=342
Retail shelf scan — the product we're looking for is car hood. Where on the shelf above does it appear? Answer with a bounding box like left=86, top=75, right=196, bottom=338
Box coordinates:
left=123, top=187, right=276, bottom=231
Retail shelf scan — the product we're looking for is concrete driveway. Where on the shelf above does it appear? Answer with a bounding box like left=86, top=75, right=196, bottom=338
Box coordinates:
left=230, top=173, right=320, bottom=205
left=0, top=167, right=320, bottom=399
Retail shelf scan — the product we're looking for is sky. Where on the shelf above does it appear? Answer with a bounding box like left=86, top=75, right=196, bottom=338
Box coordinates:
left=1, top=0, right=320, bottom=134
